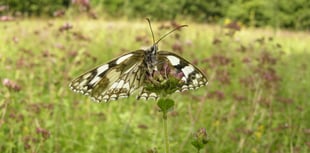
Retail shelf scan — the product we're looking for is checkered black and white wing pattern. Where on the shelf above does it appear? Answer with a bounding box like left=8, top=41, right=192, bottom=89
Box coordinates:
left=69, top=50, right=145, bottom=102
left=158, top=51, right=208, bottom=91
left=136, top=51, right=208, bottom=100
left=137, top=88, right=159, bottom=100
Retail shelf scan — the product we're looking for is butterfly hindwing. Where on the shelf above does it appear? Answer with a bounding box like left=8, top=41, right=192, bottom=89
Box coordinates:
left=137, top=89, right=158, bottom=100
left=70, top=50, right=208, bottom=102
left=91, top=62, right=146, bottom=102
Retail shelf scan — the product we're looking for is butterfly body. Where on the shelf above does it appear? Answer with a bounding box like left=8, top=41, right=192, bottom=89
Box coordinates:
left=69, top=25, right=208, bottom=102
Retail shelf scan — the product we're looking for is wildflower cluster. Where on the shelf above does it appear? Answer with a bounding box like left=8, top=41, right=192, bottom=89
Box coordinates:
left=145, top=62, right=184, bottom=97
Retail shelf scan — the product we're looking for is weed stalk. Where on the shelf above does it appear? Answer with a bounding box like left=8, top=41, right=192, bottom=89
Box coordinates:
left=157, top=98, right=174, bottom=153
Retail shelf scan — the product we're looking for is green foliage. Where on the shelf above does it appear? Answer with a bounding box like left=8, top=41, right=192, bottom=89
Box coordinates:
left=1, top=0, right=310, bottom=29
left=100, top=0, right=231, bottom=22
left=101, top=0, right=185, bottom=20
left=93, top=0, right=310, bottom=30
left=225, top=0, right=310, bottom=29
left=1, top=0, right=68, bottom=16
left=157, top=98, right=174, bottom=116
left=157, top=98, right=175, bottom=153
left=0, top=19, right=309, bottom=152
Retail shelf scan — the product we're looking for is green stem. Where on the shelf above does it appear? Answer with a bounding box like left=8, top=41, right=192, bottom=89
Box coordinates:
left=163, top=112, right=169, bottom=153
left=157, top=98, right=174, bottom=153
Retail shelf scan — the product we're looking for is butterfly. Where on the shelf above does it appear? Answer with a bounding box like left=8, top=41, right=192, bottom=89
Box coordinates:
left=69, top=19, right=208, bottom=102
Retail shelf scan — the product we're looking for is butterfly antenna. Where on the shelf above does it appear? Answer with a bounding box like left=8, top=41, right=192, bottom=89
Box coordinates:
left=146, top=18, right=156, bottom=44
left=155, top=24, right=188, bottom=45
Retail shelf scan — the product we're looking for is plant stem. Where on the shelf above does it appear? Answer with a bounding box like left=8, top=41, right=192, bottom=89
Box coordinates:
left=163, top=112, right=169, bottom=153
left=157, top=98, right=174, bottom=153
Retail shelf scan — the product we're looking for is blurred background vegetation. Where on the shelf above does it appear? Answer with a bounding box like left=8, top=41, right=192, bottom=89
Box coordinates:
left=1, top=0, right=310, bottom=30
left=1, top=0, right=310, bottom=153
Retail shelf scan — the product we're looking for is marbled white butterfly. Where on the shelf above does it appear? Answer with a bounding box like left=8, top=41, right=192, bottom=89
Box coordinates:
left=69, top=19, right=208, bottom=102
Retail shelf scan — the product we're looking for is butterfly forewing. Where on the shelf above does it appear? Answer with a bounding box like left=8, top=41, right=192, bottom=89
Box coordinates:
left=69, top=50, right=145, bottom=102
left=135, top=51, right=208, bottom=100
left=70, top=50, right=208, bottom=102
left=158, top=51, right=208, bottom=91
left=70, top=23, right=208, bottom=102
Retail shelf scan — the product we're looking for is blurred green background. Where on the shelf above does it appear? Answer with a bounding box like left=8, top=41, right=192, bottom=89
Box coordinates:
left=1, top=0, right=310, bottom=30
left=0, top=0, right=309, bottom=153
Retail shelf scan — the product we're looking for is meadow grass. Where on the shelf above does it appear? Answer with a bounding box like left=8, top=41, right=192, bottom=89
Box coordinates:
left=0, top=19, right=309, bottom=153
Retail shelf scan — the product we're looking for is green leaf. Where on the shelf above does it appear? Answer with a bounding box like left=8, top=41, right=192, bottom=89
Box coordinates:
left=191, top=140, right=203, bottom=151
left=157, top=98, right=175, bottom=113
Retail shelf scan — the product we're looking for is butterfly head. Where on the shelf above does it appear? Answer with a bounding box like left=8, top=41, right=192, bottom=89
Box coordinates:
left=69, top=19, right=208, bottom=102
left=144, top=44, right=158, bottom=74
left=145, top=18, right=187, bottom=55
left=147, top=44, right=158, bottom=55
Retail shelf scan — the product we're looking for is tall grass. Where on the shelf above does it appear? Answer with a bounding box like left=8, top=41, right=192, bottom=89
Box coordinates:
left=0, top=19, right=309, bottom=153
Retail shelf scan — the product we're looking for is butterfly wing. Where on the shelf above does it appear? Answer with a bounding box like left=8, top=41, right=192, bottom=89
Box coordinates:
left=69, top=50, right=146, bottom=102
left=137, top=88, right=159, bottom=100
left=136, top=50, right=208, bottom=100
left=158, top=51, right=208, bottom=91
left=70, top=50, right=208, bottom=102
